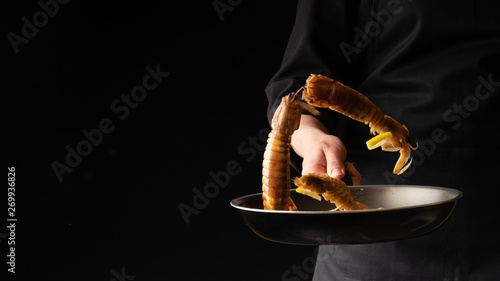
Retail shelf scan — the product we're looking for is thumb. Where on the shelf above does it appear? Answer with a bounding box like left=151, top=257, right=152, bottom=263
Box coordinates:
left=327, top=159, right=345, bottom=179
left=301, top=148, right=328, bottom=175
left=325, top=147, right=346, bottom=179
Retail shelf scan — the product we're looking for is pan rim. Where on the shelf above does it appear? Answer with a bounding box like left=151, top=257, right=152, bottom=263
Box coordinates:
left=230, top=185, right=463, bottom=215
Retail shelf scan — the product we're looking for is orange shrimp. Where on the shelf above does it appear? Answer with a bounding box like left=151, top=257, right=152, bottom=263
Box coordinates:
left=302, top=74, right=417, bottom=175
left=262, top=90, right=318, bottom=210
left=294, top=173, right=369, bottom=211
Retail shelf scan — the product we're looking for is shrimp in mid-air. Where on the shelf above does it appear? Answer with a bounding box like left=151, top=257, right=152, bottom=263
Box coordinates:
left=262, top=74, right=415, bottom=211
left=302, top=74, right=417, bottom=175
left=262, top=89, right=318, bottom=210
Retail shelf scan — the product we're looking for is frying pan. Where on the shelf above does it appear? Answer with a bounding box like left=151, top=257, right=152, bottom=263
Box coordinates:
left=230, top=185, right=462, bottom=245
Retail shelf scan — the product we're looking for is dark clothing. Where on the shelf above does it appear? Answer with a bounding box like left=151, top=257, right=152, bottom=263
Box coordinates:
left=266, top=1, right=500, bottom=280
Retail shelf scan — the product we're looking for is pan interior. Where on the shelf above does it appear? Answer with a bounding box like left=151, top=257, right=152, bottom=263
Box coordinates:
left=233, top=185, right=462, bottom=212
left=348, top=185, right=461, bottom=210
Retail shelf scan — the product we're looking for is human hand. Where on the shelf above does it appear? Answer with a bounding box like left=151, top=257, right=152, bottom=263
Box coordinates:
left=291, top=115, right=361, bottom=185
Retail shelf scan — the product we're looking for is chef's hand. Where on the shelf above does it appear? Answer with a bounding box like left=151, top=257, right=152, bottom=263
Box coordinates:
left=291, top=115, right=361, bottom=185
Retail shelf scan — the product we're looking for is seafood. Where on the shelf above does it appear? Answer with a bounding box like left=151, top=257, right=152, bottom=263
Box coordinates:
left=262, top=90, right=318, bottom=210
left=302, top=74, right=417, bottom=175
left=294, top=173, right=369, bottom=211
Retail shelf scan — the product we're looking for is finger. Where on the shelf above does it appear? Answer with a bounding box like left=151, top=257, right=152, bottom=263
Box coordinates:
left=327, top=160, right=345, bottom=179
left=345, top=162, right=362, bottom=185
left=324, top=144, right=346, bottom=179
left=301, top=149, right=327, bottom=175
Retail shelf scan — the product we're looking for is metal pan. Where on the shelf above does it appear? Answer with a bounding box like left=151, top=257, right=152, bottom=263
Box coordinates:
left=230, top=185, right=462, bottom=245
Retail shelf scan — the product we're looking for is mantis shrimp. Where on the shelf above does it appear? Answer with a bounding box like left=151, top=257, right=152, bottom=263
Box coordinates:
left=262, top=74, right=415, bottom=211
left=302, top=74, right=417, bottom=175
left=262, top=89, right=318, bottom=210
left=294, top=174, right=369, bottom=211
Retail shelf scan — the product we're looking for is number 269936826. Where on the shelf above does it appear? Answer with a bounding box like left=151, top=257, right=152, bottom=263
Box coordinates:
left=8, top=167, right=16, bottom=216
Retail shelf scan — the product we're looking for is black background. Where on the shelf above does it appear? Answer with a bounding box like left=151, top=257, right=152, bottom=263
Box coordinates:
left=4, top=0, right=319, bottom=280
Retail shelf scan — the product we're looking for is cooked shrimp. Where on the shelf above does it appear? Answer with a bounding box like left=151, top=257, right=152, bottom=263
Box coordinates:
left=294, top=173, right=369, bottom=211
left=262, top=90, right=319, bottom=210
left=302, top=74, right=417, bottom=175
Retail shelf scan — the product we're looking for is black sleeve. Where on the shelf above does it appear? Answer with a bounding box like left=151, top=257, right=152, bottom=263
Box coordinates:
left=264, top=0, right=361, bottom=133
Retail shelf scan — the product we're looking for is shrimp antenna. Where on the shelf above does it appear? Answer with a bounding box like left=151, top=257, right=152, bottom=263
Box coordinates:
left=294, top=86, right=305, bottom=95
left=290, top=86, right=305, bottom=100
